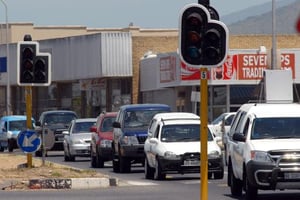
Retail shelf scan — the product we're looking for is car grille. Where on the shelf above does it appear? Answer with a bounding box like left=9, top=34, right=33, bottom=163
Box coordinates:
left=137, top=135, right=147, bottom=144
left=182, top=152, right=200, bottom=160
left=268, top=150, right=300, bottom=168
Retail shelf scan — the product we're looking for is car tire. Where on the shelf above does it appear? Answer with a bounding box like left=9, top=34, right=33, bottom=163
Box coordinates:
left=96, top=148, right=104, bottom=168
left=112, top=157, right=120, bottom=173
left=64, top=153, right=70, bottom=161
left=245, top=174, right=258, bottom=200
left=144, top=158, right=154, bottom=179
left=35, top=150, right=42, bottom=157
left=214, top=169, right=224, bottom=179
left=119, top=155, right=131, bottom=173
left=154, top=158, right=165, bottom=180
left=230, top=165, right=243, bottom=196
left=8, top=139, right=14, bottom=152
left=0, top=145, right=4, bottom=152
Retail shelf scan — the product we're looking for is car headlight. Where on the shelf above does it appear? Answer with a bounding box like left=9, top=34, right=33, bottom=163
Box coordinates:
left=72, top=139, right=84, bottom=145
left=251, top=151, right=273, bottom=163
left=100, top=140, right=112, bottom=148
left=164, top=151, right=181, bottom=160
left=208, top=150, right=221, bottom=159
left=120, top=136, right=139, bottom=145
left=6, top=131, right=12, bottom=139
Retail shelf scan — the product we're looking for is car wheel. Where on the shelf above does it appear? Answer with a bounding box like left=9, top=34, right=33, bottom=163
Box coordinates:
left=144, top=158, right=154, bottom=179
left=64, top=153, right=70, bottom=161
left=245, top=174, right=258, bottom=200
left=119, top=155, right=131, bottom=173
left=208, top=172, right=213, bottom=179
left=97, top=155, right=104, bottom=168
left=154, top=158, right=165, bottom=180
left=214, top=169, right=224, bottom=179
left=230, top=165, right=243, bottom=197
left=96, top=148, right=104, bottom=168
left=112, top=157, right=120, bottom=173
left=8, top=139, right=14, bottom=152
left=35, top=150, right=42, bottom=157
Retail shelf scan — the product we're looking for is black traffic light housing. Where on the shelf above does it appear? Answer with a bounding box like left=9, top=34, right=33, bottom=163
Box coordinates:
left=17, top=41, right=51, bottom=86
left=179, top=3, right=228, bottom=68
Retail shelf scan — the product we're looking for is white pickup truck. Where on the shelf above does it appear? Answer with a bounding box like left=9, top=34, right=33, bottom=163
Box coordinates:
left=227, top=103, right=300, bottom=200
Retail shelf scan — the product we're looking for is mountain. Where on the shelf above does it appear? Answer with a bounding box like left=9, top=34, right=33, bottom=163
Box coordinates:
left=223, top=0, right=300, bottom=34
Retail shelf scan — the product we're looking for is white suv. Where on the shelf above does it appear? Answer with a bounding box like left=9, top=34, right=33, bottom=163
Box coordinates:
left=227, top=103, right=300, bottom=200
left=144, top=112, right=223, bottom=180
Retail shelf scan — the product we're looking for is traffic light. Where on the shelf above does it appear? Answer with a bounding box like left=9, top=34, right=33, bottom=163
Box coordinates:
left=17, top=41, right=51, bottom=86
left=179, top=3, right=228, bottom=68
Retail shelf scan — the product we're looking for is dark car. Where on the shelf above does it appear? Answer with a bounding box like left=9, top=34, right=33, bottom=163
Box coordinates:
left=35, top=110, right=78, bottom=156
left=112, top=104, right=171, bottom=173
left=90, top=112, right=117, bottom=168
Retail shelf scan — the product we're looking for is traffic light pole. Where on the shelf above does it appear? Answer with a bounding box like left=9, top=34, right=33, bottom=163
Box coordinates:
left=25, top=86, right=33, bottom=168
left=200, top=68, right=208, bottom=200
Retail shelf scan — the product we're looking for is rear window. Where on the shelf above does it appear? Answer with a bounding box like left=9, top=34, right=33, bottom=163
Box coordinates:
left=44, top=113, right=77, bottom=125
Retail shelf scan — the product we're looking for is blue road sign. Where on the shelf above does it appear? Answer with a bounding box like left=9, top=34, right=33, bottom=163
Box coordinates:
left=17, top=130, right=41, bottom=153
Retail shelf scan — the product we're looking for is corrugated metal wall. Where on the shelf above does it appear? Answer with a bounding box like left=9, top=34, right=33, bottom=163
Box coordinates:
left=0, top=32, right=132, bottom=85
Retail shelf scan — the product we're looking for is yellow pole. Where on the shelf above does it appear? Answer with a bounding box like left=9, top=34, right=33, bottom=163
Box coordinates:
left=200, top=68, right=208, bottom=200
left=25, top=86, right=33, bottom=168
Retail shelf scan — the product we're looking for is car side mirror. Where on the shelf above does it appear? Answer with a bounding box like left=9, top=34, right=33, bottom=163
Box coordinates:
left=232, top=133, right=246, bottom=142
left=62, top=130, right=69, bottom=135
left=112, top=121, right=121, bottom=128
left=90, top=126, right=97, bottom=133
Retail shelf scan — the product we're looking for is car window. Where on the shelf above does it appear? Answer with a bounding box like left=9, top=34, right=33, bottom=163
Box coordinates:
left=44, top=113, right=77, bottom=125
left=100, top=117, right=116, bottom=132
left=73, top=121, right=96, bottom=133
left=9, top=120, right=28, bottom=131
left=251, top=117, right=300, bottom=139
left=160, top=124, right=202, bottom=142
left=225, top=114, right=235, bottom=126
left=154, top=125, right=160, bottom=139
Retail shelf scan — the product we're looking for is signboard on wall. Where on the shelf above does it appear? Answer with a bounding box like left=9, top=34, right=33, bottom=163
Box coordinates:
left=180, top=50, right=297, bottom=84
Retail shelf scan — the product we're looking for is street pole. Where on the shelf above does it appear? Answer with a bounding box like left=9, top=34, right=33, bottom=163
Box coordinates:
left=272, top=0, right=277, bottom=70
left=200, top=68, right=208, bottom=200
left=0, top=0, right=10, bottom=115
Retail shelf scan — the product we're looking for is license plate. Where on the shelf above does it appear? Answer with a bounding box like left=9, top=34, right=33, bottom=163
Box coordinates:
left=184, top=160, right=200, bottom=166
left=284, top=172, right=300, bottom=179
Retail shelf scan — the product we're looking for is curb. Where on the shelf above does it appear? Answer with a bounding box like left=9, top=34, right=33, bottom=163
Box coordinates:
left=2, top=177, right=118, bottom=190
left=29, top=177, right=118, bottom=189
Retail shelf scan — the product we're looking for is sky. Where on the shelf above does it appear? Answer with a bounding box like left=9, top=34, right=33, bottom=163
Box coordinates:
left=0, top=0, right=274, bottom=28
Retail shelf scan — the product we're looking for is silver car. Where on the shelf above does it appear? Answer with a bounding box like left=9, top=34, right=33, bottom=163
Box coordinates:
left=63, top=118, right=96, bottom=161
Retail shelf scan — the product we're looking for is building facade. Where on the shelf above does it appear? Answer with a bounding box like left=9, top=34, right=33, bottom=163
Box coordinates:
left=0, top=23, right=300, bottom=120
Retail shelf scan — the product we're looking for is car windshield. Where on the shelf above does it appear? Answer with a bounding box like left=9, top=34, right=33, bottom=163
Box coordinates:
left=44, top=113, right=77, bottom=125
left=160, top=124, right=213, bottom=142
left=124, top=110, right=166, bottom=128
left=251, top=117, right=300, bottom=139
left=8, top=120, right=30, bottom=131
left=211, top=113, right=226, bottom=125
left=73, top=121, right=96, bottom=133
left=100, top=117, right=116, bottom=132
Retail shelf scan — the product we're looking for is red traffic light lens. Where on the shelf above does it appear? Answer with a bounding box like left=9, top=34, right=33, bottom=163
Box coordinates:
left=188, top=31, right=201, bottom=44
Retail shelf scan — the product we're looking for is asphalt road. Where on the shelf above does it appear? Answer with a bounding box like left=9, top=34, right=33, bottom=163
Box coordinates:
left=4, top=150, right=300, bottom=200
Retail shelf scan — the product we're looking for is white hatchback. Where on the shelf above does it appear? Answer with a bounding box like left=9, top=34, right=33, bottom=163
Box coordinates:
left=144, top=112, right=223, bottom=180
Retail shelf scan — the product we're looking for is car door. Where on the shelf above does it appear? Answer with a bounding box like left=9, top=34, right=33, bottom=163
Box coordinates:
left=148, top=124, right=161, bottom=167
